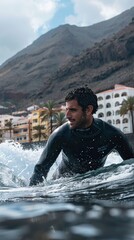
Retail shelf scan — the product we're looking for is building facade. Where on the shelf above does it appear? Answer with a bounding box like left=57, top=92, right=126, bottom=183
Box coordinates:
left=0, top=114, right=20, bottom=142
left=94, top=84, right=134, bottom=134
left=13, top=116, right=32, bottom=143
left=31, top=108, right=49, bottom=142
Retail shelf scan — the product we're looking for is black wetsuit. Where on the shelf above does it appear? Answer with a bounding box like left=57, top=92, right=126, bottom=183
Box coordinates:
left=29, top=118, right=134, bottom=185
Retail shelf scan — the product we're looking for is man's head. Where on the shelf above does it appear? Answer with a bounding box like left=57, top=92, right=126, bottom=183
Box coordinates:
left=65, top=86, right=98, bottom=129
left=65, top=86, right=98, bottom=114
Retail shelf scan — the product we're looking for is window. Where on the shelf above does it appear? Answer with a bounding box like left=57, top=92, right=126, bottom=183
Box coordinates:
left=115, top=110, right=120, bottom=115
left=121, top=92, right=127, bottom=97
left=114, top=93, right=119, bottom=98
left=106, top=103, right=111, bottom=108
left=23, top=129, right=27, bottom=132
left=122, top=118, right=128, bottom=123
left=123, top=127, right=128, bottom=133
left=98, top=104, right=103, bottom=109
left=106, top=111, right=112, bottom=116
left=106, top=95, right=111, bottom=99
left=14, top=130, right=19, bottom=134
left=98, top=96, right=103, bottom=101
left=33, top=119, right=38, bottom=123
left=116, top=119, right=120, bottom=124
left=98, top=113, right=104, bottom=118
left=115, top=101, right=120, bottom=107
left=107, top=120, right=112, bottom=124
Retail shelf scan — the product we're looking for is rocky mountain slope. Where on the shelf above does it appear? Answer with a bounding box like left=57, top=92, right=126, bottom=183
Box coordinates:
left=0, top=7, right=133, bottom=108
left=32, top=20, right=134, bottom=104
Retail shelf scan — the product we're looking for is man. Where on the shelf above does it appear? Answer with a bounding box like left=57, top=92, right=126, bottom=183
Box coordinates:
left=29, top=87, right=134, bottom=186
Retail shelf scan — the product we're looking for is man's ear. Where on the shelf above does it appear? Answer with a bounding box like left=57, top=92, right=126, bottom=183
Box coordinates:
left=86, top=105, right=93, bottom=115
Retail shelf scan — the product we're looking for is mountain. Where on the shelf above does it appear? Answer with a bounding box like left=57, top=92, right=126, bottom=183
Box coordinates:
left=0, top=7, right=134, bottom=109
left=39, top=20, right=134, bottom=104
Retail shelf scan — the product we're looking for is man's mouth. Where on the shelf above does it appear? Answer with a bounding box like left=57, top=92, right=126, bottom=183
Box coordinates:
left=68, top=118, right=74, bottom=122
left=68, top=119, right=75, bottom=125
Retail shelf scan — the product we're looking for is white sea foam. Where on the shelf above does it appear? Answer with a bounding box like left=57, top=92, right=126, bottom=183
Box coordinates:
left=0, top=140, right=127, bottom=188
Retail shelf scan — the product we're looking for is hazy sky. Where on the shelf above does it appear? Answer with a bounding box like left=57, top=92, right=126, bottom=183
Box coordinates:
left=0, top=0, right=133, bottom=65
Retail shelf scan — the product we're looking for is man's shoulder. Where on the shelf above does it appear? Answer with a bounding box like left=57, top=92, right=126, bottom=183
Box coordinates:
left=53, top=122, right=70, bottom=136
left=94, top=118, right=123, bottom=136
left=47, top=122, right=70, bottom=145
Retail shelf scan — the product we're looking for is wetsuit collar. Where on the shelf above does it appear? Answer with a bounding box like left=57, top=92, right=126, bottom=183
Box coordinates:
left=72, top=118, right=102, bottom=138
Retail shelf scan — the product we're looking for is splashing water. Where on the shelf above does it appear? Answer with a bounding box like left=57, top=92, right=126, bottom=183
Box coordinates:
left=0, top=140, right=62, bottom=187
left=0, top=140, right=134, bottom=240
left=0, top=140, right=123, bottom=188
left=0, top=140, right=41, bottom=179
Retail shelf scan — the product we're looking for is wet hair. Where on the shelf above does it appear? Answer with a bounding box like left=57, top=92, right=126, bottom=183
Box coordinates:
left=65, top=86, right=98, bottom=114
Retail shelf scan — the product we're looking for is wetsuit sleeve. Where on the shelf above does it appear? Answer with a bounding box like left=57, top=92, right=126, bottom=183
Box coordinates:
left=29, top=131, right=62, bottom=186
left=114, top=131, right=134, bottom=160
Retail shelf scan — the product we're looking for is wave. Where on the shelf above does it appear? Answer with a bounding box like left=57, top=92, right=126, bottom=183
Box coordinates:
left=0, top=162, right=26, bottom=188
left=0, top=157, right=134, bottom=203
left=0, top=141, right=134, bottom=240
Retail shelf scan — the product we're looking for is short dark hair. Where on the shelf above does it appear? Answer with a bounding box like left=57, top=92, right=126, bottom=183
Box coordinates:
left=65, top=86, right=98, bottom=114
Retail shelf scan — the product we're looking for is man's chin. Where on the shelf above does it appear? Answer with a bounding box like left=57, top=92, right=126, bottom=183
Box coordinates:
left=69, top=122, right=76, bottom=129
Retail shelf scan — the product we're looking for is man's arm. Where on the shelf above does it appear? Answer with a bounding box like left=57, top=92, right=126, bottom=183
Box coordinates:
left=29, top=131, right=62, bottom=186
left=114, top=131, right=134, bottom=160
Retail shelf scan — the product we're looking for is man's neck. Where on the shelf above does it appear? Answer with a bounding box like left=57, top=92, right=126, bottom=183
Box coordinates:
left=84, top=116, right=93, bottom=129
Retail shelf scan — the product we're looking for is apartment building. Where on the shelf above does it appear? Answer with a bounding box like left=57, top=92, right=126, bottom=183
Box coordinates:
left=94, top=84, right=134, bottom=133
left=0, top=114, right=20, bottom=142
left=13, top=116, right=32, bottom=143
left=31, top=108, right=49, bottom=142
left=0, top=105, right=62, bottom=143
left=31, top=106, right=63, bottom=141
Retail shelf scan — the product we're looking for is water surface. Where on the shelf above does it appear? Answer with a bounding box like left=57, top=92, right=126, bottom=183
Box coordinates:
left=0, top=140, right=134, bottom=240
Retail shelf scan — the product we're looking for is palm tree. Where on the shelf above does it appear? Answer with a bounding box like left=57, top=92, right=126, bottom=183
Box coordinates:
left=55, top=112, right=67, bottom=128
left=4, top=119, right=13, bottom=139
left=0, top=128, right=3, bottom=142
left=41, top=100, right=58, bottom=134
left=32, top=125, right=47, bottom=142
left=119, top=96, right=134, bottom=133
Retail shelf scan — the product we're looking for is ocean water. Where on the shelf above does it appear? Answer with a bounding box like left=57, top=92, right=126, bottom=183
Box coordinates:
left=0, top=140, right=134, bottom=240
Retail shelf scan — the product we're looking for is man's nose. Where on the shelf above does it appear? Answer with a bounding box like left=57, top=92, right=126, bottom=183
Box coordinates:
left=66, top=110, right=70, bottom=118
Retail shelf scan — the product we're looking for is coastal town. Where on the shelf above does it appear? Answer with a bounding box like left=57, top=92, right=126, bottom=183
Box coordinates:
left=0, top=84, right=134, bottom=144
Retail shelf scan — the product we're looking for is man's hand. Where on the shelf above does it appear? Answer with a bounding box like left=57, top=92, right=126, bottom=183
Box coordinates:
left=29, top=173, right=44, bottom=186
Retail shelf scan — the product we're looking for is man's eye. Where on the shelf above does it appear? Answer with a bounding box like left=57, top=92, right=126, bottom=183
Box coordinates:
left=66, top=108, right=77, bottom=112
left=71, top=109, right=76, bottom=112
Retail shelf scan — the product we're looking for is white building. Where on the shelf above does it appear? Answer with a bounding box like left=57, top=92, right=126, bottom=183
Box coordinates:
left=94, top=84, right=134, bottom=134
left=27, top=105, right=39, bottom=112
left=0, top=114, right=32, bottom=143
left=0, top=114, right=20, bottom=141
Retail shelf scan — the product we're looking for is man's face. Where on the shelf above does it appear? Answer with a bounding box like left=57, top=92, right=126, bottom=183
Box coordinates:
left=65, top=99, right=92, bottom=129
